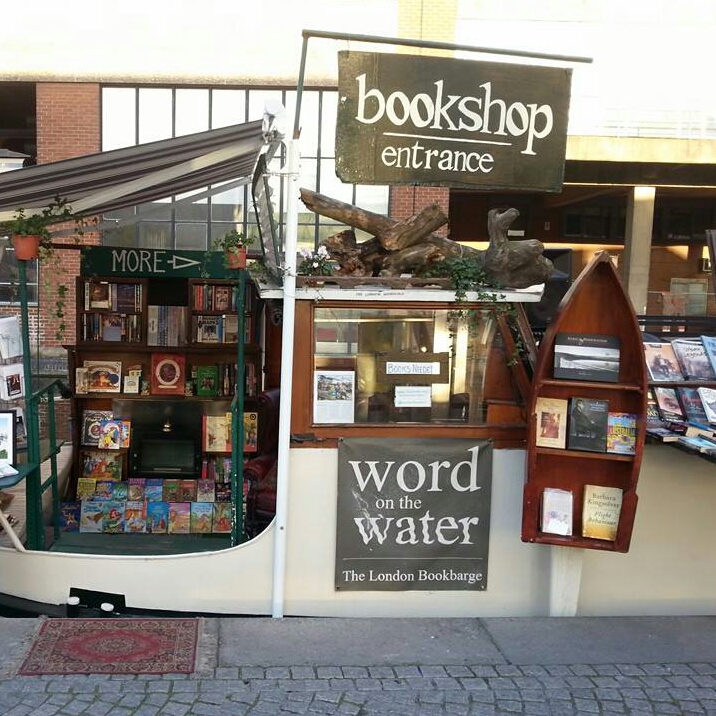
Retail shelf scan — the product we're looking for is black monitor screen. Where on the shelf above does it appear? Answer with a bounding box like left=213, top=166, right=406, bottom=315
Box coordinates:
left=138, top=437, right=196, bottom=474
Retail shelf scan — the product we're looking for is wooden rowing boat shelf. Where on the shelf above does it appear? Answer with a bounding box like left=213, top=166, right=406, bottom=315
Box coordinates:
left=521, top=252, right=648, bottom=553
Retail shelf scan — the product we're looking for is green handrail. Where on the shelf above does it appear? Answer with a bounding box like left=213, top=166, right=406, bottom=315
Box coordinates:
left=230, top=269, right=246, bottom=546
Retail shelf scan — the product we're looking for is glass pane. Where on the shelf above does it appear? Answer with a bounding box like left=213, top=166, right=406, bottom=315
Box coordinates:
left=175, top=223, right=207, bottom=251
left=137, top=198, right=171, bottom=222
left=175, top=189, right=208, bottom=222
left=312, top=307, right=495, bottom=425
left=295, top=90, right=319, bottom=157
left=319, top=159, right=353, bottom=204
left=211, top=183, right=244, bottom=222
left=138, top=88, right=173, bottom=144
left=138, top=222, right=172, bottom=249
left=102, top=225, right=136, bottom=247
left=175, top=89, right=209, bottom=136
left=0, top=252, right=38, bottom=303
left=355, top=184, right=389, bottom=215
left=248, top=89, right=284, bottom=122
left=102, top=88, right=136, bottom=150
left=210, top=222, right=242, bottom=245
left=320, top=92, right=338, bottom=157
left=212, top=89, right=246, bottom=128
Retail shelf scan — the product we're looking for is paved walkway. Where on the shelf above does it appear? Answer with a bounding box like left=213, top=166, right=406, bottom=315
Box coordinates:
left=1, top=616, right=715, bottom=715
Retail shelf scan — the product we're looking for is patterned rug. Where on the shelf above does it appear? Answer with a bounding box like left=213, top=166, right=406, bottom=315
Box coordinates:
left=18, top=618, right=198, bottom=675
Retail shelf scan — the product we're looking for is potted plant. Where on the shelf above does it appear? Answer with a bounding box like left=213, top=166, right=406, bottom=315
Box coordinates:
left=215, top=229, right=251, bottom=269
left=7, top=196, right=74, bottom=260
left=297, top=245, right=335, bottom=282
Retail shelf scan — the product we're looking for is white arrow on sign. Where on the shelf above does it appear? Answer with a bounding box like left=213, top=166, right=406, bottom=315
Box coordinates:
left=168, top=255, right=201, bottom=271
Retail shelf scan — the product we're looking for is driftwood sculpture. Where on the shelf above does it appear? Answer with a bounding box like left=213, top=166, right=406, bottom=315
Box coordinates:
left=299, top=188, right=553, bottom=289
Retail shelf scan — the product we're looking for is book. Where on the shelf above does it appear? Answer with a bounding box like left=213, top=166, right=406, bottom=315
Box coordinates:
left=58, top=502, right=81, bottom=532
left=75, top=368, right=89, bottom=395
left=678, top=387, right=710, bottom=426
left=124, top=501, right=147, bottom=533
left=97, top=419, right=122, bottom=450
left=196, top=316, right=221, bottom=343
left=146, top=502, right=169, bottom=533
left=163, top=479, right=182, bottom=503
left=0, top=363, right=24, bottom=400
left=213, top=502, right=232, bottom=533
left=0, top=316, right=22, bottom=359
left=94, top=480, right=115, bottom=501
left=654, top=387, right=684, bottom=423
left=150, top=353, right=186, bottom=396
left=606, top=412, right=637, bottom=455
left=697, top=387, right=716, bottom=424
left=203, top=413, right=232, bottom=452
left=119, top=420, right=131, bottom=448
left=646, top=426, right=680, bottom=442
left=646, top=389, right=663, bottom=428
left=676, top=434, right=716, bottom=456
left=582, top=484, right=623, bottom=541
left=567, top=397, right=609, bottom=453
left=76, top=477, right=97, bottom=500
left=215, top=483, right=232, bottom=502
left=224, top=314, right=239, bottom=343
left=88, top=281, right=110, bottom=309
left=103, top=500, right=125, bottom=533
left=197, top=479, right=216, bottom=502
left=540, top=488, right=572, bottom=536
left=553, top=333, right=620, bottom=383
left=84, top=360, right=122, bottom=393
left=80, top=502, right=104, bottom=533
left=179, top=479, right=197, bottom=502
left=101, top=314, right=124, bottom=342
left=213, top=285, right=231, bottom=311
left=643, top=342, right=683, bottom=382
left=244, top=412, right=258, bottom=453
left=81, top=450, right=123, bottom=482
left=115, top=283, right=140, bottom=312
left=196, top=365, right=220, bottom=397
left=123, top=375, right=140, bottom=394
left=191, top=502, right=213, bottom=533
left=128, top=477, right=146, bottom=501
left=112, top=482, right=128, bottom=500
left=671, top=338, right=716, bottom=381
left=168, top=502, right=191, bottom=534
left=81, top=410, right=113, bottom=446
left=534, top=397, right=568, bottom=449
left=701, top=335, right=716, bottom=375
left=145, top=478, right=164, bottom=502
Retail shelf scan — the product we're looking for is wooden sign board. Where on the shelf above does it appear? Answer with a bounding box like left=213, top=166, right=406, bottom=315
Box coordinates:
left=377, top=352, right=449, bottom=385
left=336, top=51, right=571, bottom=192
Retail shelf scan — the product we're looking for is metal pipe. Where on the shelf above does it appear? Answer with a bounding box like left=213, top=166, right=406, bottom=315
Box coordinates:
left=271, top=138, right=299, bottom=619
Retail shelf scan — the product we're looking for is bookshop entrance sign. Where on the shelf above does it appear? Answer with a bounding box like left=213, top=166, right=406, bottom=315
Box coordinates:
left=335, top=438, right=492, bottom=591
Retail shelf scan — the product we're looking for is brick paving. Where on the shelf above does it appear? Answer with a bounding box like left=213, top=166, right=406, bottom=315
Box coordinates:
left=1, top=619, right=715, bottom=715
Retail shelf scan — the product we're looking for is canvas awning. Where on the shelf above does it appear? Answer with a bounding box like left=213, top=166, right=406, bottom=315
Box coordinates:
left=0, top=119, right=268, bottom=220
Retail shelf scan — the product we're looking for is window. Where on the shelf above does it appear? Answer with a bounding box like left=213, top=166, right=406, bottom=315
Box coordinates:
left=101, top=86, right=389, bottom=252
left=0, top=243, right=38, bottom=305
left=312, top=307, right=496, bottom=425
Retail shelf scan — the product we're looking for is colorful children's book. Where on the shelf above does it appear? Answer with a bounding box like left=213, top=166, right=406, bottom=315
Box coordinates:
left=82, top=450, right=123, bottom=481
left=179, top=479, right=197, bottom=502
left=112, top=482, right=129, bottom=500
left=80, top=502, right=104, bottom=533
left=213, top=502, right=232, bottom=533
left=202, top=413, right=232, bottom=452
left=103, top=500, right=126, bottom=533
left=146, top=502, right=169, bottom=534
left=81, top=410, right=113, bottom=446
left=163, top=479, right=182, bottom=502
left=124, top=501, right=147, bottom=533
left=97, top=419, right=122, bottom=449
left=244, top=412, right=258, bottom=453
left=94, top=481, right=115, bottom=501
left=215, top=483, right=231, bottom=502
left=128, top=477, right=146, bottom=501
left=76, top=477, right=97, bottom=500
left=196, top=365, right=220, bottom=397
left=606, top=412, right=637, bottom=455
left=197, top=479, right=216, bottom=502
left=145, top=478, right=164, bottom=502
left=119, top=420, right=131, bottom=448
left=58, top=502, right=81, bottom=532
left=191, top=502, right=213, bottom=533
left=168, top=503, right=191, bottom=534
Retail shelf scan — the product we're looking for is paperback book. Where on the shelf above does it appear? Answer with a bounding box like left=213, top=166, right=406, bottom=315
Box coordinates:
left=213, top=502, right=232, bottom=533
left=540, top=488, right=573, bottom=536
left=191, top=502, right=213, bottom=533
left=582, top=484, right=623, bottom=541
left=701, top=335, right=716, bottom=375
left=534, top=397, right=568, bottom=449
left=76, top=477, right=97, bottom=500
left=244, top=412, right=258, bottom=452
left=643, top=342, right=683, bottom=382
left=677, top=434, right=716, bottom=455
left=145, top=478, right=164, bottom=502
left=146, top=502, right=169, bottom=534
left=58, top=502, right=80, bottom=532
left=103, top=501, right=126, bottom=533
left=654, top=387, right=685, bottom=423
left=128, top=477, right=146, bottom=501
left=97, top=419, right=122, bottom=450
left=567, top=397, right=609, bottom=453
left=94, top=481, right=115, bottom=501
left=81, top=410, right=114, bottom=446
left=698, top=387, right=716, bottom=424
left=163, top=479, right=182, bottom=503
left=646, top=426, right=680, bottom=443
left=671, top=338, right=716, bottom=381
left=124, top=501, right=147, bottom=533
left=646, top=389, right=663, bottom=427
left=197, top=479, right=216, bottom=502
left=606, top=412, right=637, bottom=455
left=112, top=482, right=128, bottom=500
left=168, top=502, right=191, bottom=534
left=553, top=333, right=620, bottom=383
left=150, top=353, right=186, bottom=396
left=179, top=479, right=197, bottom=502
left=678, top=387, right=710, bottom=426
left=214, top=483, right=231, bottom=502
left=79, top=502, right=104, bottom=533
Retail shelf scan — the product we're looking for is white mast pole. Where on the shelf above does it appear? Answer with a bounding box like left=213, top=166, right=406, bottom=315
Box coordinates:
left=271, top=137, right=299, bottom=618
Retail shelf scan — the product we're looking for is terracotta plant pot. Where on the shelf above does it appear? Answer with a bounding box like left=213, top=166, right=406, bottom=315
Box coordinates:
left=225, top=247, right=246, bottom=269
left=12, top=234, right=41, bottom=260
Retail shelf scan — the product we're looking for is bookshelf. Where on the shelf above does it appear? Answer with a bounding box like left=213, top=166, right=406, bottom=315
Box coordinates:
left=65, top=272, right=263, bottom=539
left=521, top=253, right=648, bottom=553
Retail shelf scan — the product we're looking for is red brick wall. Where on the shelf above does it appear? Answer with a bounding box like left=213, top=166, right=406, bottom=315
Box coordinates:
left=389, top=186, right=450, bottom=237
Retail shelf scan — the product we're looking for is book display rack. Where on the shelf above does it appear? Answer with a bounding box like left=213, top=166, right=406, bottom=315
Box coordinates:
left=522, top=253, right=648, bottom=553
left=66, top=273, right=263, bottom=539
